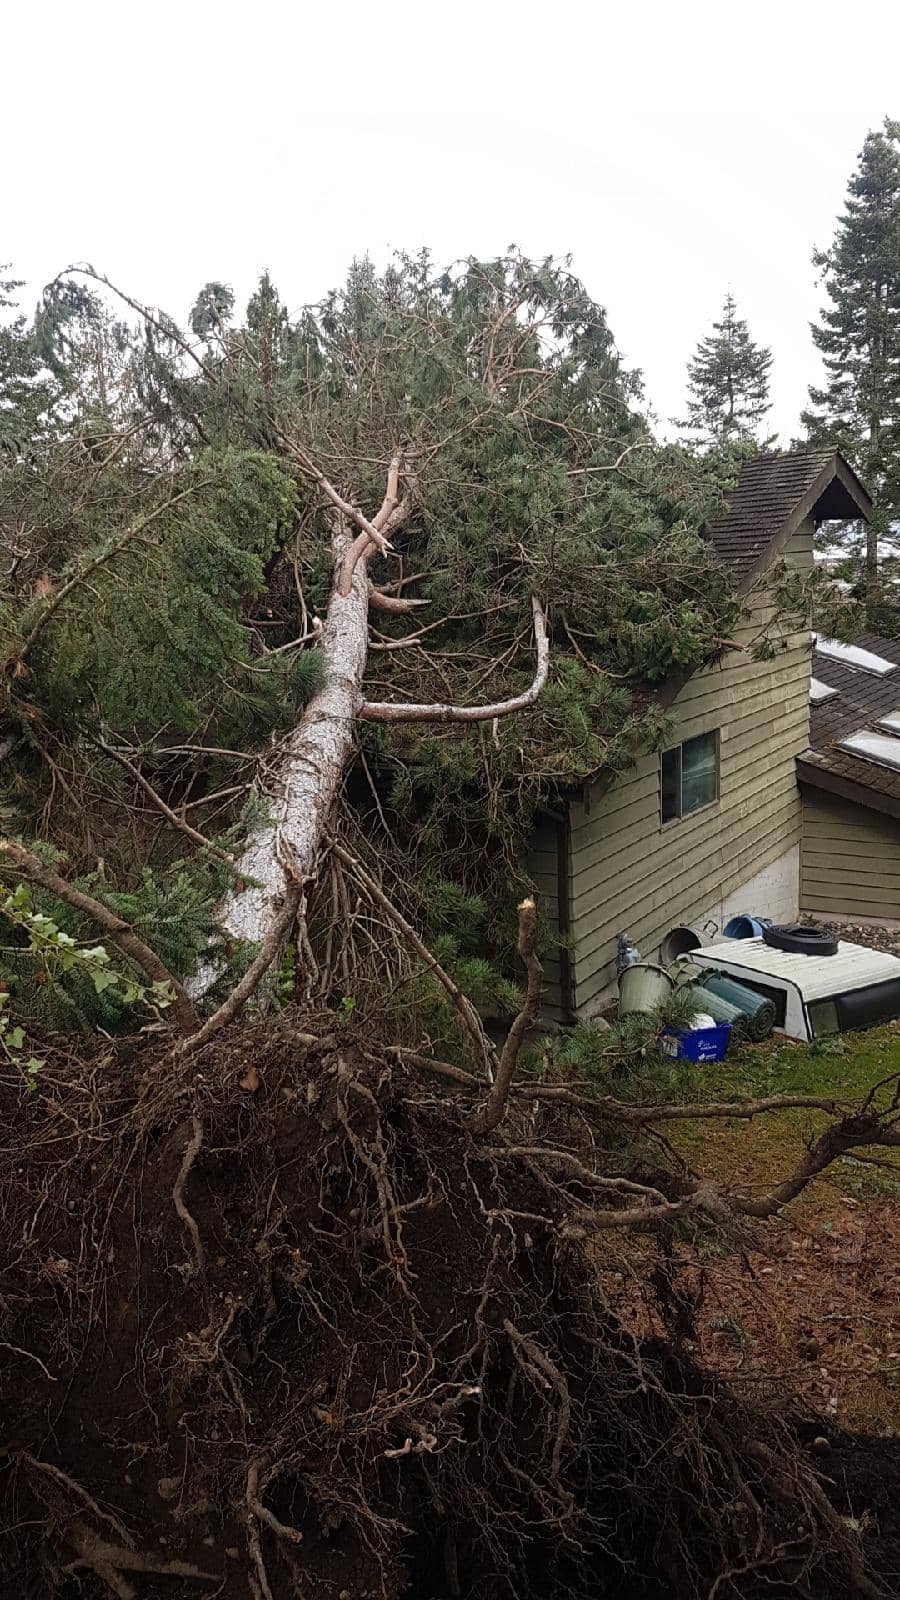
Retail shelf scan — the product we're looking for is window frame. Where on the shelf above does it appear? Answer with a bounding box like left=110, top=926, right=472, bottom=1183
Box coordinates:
left=660, top=729, right=720, bottom=826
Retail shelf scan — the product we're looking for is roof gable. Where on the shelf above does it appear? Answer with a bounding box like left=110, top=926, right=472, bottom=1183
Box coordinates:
left=707, top=449, right=872, bottom=592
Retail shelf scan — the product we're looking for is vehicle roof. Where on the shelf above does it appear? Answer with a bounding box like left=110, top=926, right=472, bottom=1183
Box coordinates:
left=689, top=938, right=900, bottom=1001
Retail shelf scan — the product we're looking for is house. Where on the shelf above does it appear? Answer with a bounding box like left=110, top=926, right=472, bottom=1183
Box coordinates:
left=528, top=448, right=873, bottom=1021
left=798, top=632, right=900, bottom=928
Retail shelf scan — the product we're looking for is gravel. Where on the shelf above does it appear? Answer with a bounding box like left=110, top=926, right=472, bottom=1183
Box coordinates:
left=812, top=919, right=900, bottom=958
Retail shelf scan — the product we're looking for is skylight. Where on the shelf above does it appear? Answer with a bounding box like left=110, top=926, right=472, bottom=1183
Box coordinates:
left=813, top=636, right=897, bottom=676
left=877, top=711, right=900, bottom=734
left=810, top=678, right=838, bottom=704
left=839, top=731, right=900, bottom=771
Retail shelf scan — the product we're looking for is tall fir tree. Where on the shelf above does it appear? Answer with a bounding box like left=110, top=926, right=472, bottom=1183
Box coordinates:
left=802, top=119, right=900, bottom=594
left=681, top=294, right=773, bottom=444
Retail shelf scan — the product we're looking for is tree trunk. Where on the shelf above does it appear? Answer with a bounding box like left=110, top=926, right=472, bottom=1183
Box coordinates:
left=188, top=518, right=368, bottom=996
left=866, top=422, right=880, bottom=617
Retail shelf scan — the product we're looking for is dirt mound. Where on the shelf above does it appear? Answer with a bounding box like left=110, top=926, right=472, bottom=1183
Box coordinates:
left=0, top=1015, right=896, bottom=1599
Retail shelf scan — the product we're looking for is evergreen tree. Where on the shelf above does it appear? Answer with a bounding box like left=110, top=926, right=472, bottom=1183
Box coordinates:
left=0, top=271, right=58, bottom=462
left=802, top=119, right=900, bottom=593
left=681, top=293, right=773, bottom=443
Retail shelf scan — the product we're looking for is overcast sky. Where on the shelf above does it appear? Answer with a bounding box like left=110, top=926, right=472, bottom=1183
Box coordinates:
left=6, top=0, right=900, bottom=442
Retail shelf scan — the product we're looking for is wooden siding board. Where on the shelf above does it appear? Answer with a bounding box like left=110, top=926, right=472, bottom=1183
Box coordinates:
left=800, top=794, right=900, bottom=921
left=575, top=794, right=800, bottom=986
left=569, top=529, right=814, bottom=1016
left=570, top=764, right=801, bottom=907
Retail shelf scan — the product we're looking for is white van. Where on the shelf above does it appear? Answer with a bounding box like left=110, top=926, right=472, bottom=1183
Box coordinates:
left=680, top=938, right=900, bottom=1042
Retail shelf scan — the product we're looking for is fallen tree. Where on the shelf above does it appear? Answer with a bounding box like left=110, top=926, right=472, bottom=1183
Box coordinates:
left=2, top=253, right=897, bottom=1600
left=1, top=251, right=745, bottom=1040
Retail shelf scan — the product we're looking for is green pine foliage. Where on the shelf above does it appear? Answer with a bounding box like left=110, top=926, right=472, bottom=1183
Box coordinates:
left=0, top=249, right=754, bottom=1019
left=0, top=849, right=237, bottom=1033
left=803, top=119, right=900, bottom=509
left=680, top=294, right=773, bottom=444
left=801, top=119, right=900, bottom=606
left=0, top=271, right=60, bottom=464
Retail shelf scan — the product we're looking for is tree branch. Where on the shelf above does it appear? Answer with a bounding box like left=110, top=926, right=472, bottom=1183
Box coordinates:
left=0, top=839, right=197, bottom=1034
left=284, top=438, right=398, bottom=567
left=92, top=738, right=235, bottom=865
left=361, top=596, right=548, bottom=723
left=329, top=838, right=495, bottom=1075
left=473, top=898, right=542, bottom=1133
left=15, top=482, right=211, bottom=665
left=368, top=587, right=429, bottom=615
left=337, top=449, right=404, bottom=596
left=176, top=884, right=302, bottom=1056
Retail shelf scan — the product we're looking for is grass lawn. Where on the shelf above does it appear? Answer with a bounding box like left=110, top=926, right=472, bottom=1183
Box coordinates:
left=668, top=1022, right=900, bottom=1218
left=601, top=1024, right=900, bottom=1432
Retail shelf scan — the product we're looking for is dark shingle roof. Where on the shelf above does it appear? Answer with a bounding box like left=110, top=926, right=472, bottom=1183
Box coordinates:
left=798, top=634, right=900, bottom=812
left=706, top=449, right=872, bottom=590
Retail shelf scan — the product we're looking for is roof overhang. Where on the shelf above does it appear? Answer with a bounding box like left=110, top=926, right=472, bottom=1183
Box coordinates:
left=797, top=757, right=900, bottom=822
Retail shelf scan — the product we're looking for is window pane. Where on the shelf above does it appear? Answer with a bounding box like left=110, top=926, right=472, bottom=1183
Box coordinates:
left=681, top=732, right=717, bottom=814
left=661, top=746, right=681, bottom=822
left=809, top=999, right=838, bottom=1038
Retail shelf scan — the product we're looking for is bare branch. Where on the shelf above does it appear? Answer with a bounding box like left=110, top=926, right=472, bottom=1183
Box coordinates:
left=0, top=838, right=197, bottom=1034
left=284, top=437, right=397, bottom=567
left=337, top=449, right=403, bottom=596
left=329, top=838, right=495, bottom=1076
left=361, top=596, right=548, bottom=724
left=473, top=898, right=542, bottom=1133
left=92, top=738, right=235, bottom=864
left=368, top=587, right=429, bottom=615
left=177, top=884, right=302, bottom=1055
left=566, top=441, right=654, bottom=477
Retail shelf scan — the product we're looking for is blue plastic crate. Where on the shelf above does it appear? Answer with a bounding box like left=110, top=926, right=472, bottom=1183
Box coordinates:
left=663, top=1023, right=731, bottom=1062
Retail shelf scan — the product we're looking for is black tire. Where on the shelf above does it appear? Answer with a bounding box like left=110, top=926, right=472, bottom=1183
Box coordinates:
left=762, top=924, right=838, bottom=957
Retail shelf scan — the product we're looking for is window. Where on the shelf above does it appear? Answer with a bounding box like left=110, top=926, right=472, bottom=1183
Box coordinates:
left=660, top=731, right=719, bottom=823
left=810, top=678, right=838, bottom=704
left=813, top=636, right=897, bottom=676
left=839, top=730, right=900, bottom=771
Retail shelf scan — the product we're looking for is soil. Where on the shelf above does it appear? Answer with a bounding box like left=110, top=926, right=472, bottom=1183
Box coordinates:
left=1, top=1014, right=898, bottom=1599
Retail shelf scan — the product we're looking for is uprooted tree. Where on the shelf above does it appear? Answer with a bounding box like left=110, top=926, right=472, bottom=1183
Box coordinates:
left=1, top=252, right=898, bottom=1599
left=2, top=251, right=748, bottom=1034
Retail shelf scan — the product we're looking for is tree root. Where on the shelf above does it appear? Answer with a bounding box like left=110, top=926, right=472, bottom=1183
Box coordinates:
left=64, top=1519, right=218, bottom=1599
left=172, top=1114, right=206, bottom=1279
left=21, top=1454, right=132, bottom=1544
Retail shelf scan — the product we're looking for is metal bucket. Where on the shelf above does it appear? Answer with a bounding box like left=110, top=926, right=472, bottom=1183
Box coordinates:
left=659, top=925, right=702, bottom=966
left=618, top=962, right=675, bottom=1016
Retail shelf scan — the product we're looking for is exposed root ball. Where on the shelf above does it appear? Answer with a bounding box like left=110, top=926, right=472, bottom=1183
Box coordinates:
left=0, top=1017, right=892, bottom=1598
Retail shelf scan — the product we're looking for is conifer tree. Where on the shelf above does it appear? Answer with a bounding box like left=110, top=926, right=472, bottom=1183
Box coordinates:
left=802, top=119, right=900, bottom=592
left=681, top=294, right=773, bottom=444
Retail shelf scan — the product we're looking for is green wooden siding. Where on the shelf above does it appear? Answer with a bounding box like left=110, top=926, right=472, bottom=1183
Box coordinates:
left=526, top=815, right=566, bottom=1019
left=800, top=795, right=900, bottom=922
left=564, top=522, right=814, bottom=1014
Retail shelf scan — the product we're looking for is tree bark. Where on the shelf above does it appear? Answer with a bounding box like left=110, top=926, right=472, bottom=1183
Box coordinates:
left=188, top=517, right=369, bottom=997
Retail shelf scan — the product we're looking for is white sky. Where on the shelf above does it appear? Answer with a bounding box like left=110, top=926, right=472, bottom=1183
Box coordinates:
left=5, top=0, right=900, bottom=442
